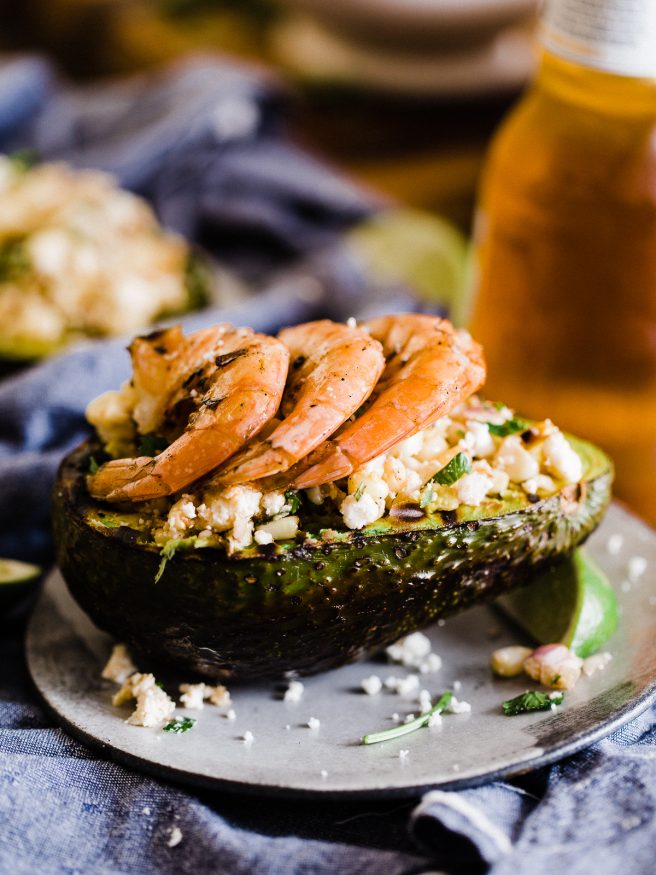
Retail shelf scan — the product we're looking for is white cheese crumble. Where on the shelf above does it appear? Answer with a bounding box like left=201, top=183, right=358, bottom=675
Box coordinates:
left=307, top=717, right=320, bottom=730
left=283, top=680, right=305, bottom=703
left=101, top=643, right=137, bottom=684
left=112, top=673, right=176, bottom=728
left=226, top=709, right=237, bottom=721
left=427, top=712, right=443, bottom=728
left=384, top=674, right=420, bottom=696
left=386, top=632, right=432, bottom=668
left=399, top=749, right=409, bottom=760
left=242, top=731, right=254, bottom=745
left=361, top=675, right=383, bottom=696
left=445, top=696, right=471, bottom=715
left=418, top=689, right=432, bottom=714
left=320, top=769, right=329, bottom=779
left=178, top=683, right=206, bottom=710
left=628, top=556, right=648, bottom=581
left=582, top=652, right=613, bottom=677
left=607, top=533, right=624, bottom=555
left=167, top=827, right=183, bottom=848
left=403, top=714, right=416, bottom=724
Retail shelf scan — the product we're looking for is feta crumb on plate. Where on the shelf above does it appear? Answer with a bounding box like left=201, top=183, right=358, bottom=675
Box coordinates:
left=167, top=826, right=183, bottom=848
left=307, top=717, right=320, bottom=730
left=283, top=680, right=304, bottom=703
left=242, top=731, right=254, bottom=745
left=606, top=533, right=624, bottom=555
left=101, top=644, right=137, bottom=685
left=445, top=696, right=471, bottom=715
left=361, top=675, right=382, bottom=696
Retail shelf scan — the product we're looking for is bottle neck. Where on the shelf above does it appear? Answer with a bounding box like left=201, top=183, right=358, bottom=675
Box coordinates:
left=537, top=50, right=656, bottom=116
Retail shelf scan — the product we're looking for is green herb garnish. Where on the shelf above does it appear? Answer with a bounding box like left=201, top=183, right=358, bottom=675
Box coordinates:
left=0, top=240, right=30, bottom=283
left=9, top=149, right=39, bottom=173
left=353, top=482, right=366, bottom=501
left=284, top=490, right=302, bottom=514
left=430, top=452, right=471, bottom=487
left=155, top=537, right=197, bottom=583
left=163, top=716, right=196, bottom=734
left=419, top=483, right=434, bottom=509
left=98, top=517, right=121, bottom=528
left=362, top=691, right=454, bottom=745
left=137, top=434, right=169, bottom=457
left=486, top=418, right=530, bottom=437
left=88, top=456, right=99, bottom=475
left=502, top=690, right=564, bottom=716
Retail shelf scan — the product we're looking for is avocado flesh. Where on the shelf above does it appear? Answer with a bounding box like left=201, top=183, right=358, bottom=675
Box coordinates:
left=53, top=438, right=613, bottom=680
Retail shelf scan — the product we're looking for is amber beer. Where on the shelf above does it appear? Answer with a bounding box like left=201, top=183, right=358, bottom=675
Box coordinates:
left=468, top=0, right=656, bottom=524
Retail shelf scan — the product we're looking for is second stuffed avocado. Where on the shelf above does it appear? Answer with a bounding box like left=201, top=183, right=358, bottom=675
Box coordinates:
left=54, top=436, right=612, bottom=681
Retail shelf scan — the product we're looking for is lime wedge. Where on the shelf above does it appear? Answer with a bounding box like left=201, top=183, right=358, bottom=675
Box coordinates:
left=346, top=208, right=468, bottom=315
left=496, top=549, right=619, bottom=658
left=0, top=558, right=42, bottom=611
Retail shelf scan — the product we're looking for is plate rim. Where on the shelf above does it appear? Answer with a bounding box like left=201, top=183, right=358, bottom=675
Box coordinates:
left=26, top=501, right=656, bottom=800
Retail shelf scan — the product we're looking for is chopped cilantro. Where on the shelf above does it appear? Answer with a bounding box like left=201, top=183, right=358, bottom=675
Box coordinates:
left=486, top=418, right=530, bottom=437
left=430, top=452, right=471, bottom=487
left=419, top=483, right=434, bottom=509
left=353, top=482, right=366, bottom=501
left=362, top=691, right=454, bottom=745
left=284, top=490, right=302, bottom=514
left=9, top=149, right=39, bottom=172
left=493, top=401, right=506, bottom=411
left=163, top=716, right=196, bottom=734
left=154, top=537, right=197, bottom=583
left=98, top=517, right=121, bottom=528
left=502, top=690, right=564, bottom=716
left=88, top=456, right=99, bottom=475
left=0, top=240, right=30, bottom=283
left=137, top=434, right=169, bottom=457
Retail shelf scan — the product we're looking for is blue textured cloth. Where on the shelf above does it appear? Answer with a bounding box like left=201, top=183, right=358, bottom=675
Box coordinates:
left=0, top=54, right=655, bottom=875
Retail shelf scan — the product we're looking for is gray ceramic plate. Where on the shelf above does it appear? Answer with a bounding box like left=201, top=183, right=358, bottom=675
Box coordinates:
left=26, top=502, right=656, bottom=799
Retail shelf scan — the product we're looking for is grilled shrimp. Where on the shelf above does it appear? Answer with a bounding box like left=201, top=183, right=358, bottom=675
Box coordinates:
left=88, top=325, right=289, bottom=502
left=293, top=314, right=486, bottom=488
left=207, top=320, right=385, bottom=487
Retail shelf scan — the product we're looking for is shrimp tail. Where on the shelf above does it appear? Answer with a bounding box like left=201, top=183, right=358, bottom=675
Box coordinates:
left=88, top=457, right=170, bottom=502
left=292, top=442, right=352, bottom=489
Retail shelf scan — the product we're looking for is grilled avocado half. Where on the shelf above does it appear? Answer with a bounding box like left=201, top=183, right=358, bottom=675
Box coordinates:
left=53, top=437, right=612, bottom=680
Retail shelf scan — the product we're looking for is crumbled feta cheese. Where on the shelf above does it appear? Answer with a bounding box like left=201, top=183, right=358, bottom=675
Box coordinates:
left=206, top=685, right=231, bottom=707
left=167, top=826, right=183, bottom=848
left=445, top=696, right=471, bottom=715
left=495, top=435, right=539, bottom=483
left=399, top=749, right=409, bottom=760
left=427, top=712, right=443, bottom=728
left=361, top=675, right=383, bottom=696
left=384, top=674, right=420, bottom=696
left=226, top=709, right=236, bottom=721
left=242, top=731, right=254, bottom=745
left=307, top=717, right=320, bottom=730
left=419, top=653, right=443, bottom=674
left=178, top=683, right=205, bottom=710
left=582, top=652, right=613, bottom=677
left=607, top=533, right=624, bottom=555
left=101, top=643, right=137, bottom=684
left=284, top=680, right=305, bottom=703
left=460, top=421, right=496, bottom=458
left=254, top=529, right=274, bottom=546
left=628, top=556, right=647, bottom=581
left=129, top=686, right=176, bottom=728
left=340, top=492, right=384, bottom=530
left=541, top=432, right=583, bottom=483
left=455, top=471, right=492, bottom=506
left=386, top=632, right=432, bottom=668
left=261, top=491, right=287, bottom=518
left=418, top=689, right=432, bottom=713
left=403, top=714, right=416, bottom=724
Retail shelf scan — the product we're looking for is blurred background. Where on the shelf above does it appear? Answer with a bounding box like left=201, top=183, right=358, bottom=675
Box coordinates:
left=0, top=0, right=539, bottom=231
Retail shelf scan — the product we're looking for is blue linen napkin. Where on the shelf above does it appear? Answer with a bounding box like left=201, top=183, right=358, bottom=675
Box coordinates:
left=0, top=53, right=655, bottom=875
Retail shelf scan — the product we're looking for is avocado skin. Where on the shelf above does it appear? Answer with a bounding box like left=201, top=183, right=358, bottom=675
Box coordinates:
left=53, top=440, right=612, bottom=680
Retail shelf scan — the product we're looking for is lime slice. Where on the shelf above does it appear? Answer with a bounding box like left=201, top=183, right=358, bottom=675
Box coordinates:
left=0, top=558, right=42, bottom=611
left=345, top=208, right=468, bottom=315
left=496, top=549, right=619, bottom=658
